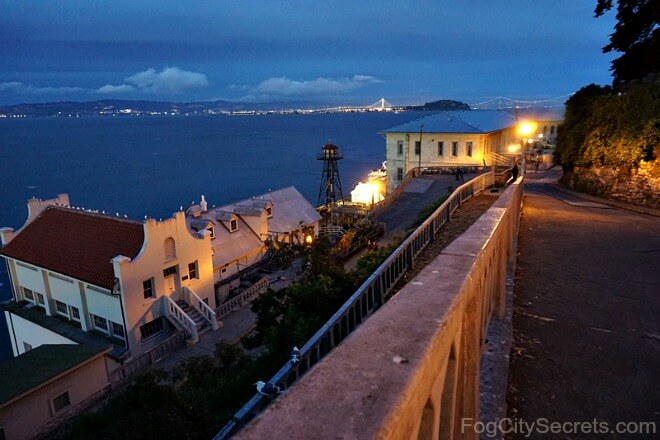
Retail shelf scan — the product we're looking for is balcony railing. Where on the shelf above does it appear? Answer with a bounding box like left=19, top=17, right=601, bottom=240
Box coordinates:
left=214, top=171, right=495, bottom=439
left=217, top=277, right=269, bottom=319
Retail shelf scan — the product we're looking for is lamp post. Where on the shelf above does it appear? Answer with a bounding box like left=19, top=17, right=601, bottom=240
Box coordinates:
left=418, top=124, right=423, bottom=170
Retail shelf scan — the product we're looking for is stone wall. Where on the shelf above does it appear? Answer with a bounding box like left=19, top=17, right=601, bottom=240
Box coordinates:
left=563, top=158, right=660, bottom=209
left=235, top=180, right=523, bottom=440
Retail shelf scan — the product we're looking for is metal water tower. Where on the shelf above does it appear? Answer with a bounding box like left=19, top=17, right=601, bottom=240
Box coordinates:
left=317, top=142, right=344, bottom=209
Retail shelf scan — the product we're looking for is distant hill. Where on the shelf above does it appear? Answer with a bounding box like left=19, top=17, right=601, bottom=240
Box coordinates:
left=0, top=99, right=320, bottom=117
left=404, top=100, right=470, bottom=111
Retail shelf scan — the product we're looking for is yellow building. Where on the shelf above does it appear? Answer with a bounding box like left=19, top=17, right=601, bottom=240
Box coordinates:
left=382, top=109, right=563, bottom=192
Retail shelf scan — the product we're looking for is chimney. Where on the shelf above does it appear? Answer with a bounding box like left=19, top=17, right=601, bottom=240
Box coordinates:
left=200, top=195, right=208, bottom=212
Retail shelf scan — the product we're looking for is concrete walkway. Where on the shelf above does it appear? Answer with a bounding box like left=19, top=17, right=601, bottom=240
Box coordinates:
left=506, top=170, right=660, bottom=435
left=374, top=173, right=479, bottom=235
left=343, top=173, right=480, bottom=271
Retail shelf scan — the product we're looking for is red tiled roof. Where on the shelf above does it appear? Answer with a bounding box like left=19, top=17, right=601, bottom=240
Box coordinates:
left=0, top=206, right=144, bottom=289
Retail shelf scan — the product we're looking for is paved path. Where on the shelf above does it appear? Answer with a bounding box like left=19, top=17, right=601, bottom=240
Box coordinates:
left=374, top=173, right=479, bottom=235
left=344, top=172, right=480, bottom=271
left=506, top=171, right=660, bottom=436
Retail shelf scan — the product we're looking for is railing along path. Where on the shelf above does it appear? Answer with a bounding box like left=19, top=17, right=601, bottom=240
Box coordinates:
left=214, top=172, right=495, bottom=439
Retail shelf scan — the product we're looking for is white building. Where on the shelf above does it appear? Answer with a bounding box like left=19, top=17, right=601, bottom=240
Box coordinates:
left=382, top=109, right=563, bottom=192
left=0, top=194, right=217, bottom=365
left=185, top=186, right=321, bottom=302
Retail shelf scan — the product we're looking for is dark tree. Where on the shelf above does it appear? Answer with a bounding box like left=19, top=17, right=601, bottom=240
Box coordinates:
left=595, top=0, right=660, bottom=85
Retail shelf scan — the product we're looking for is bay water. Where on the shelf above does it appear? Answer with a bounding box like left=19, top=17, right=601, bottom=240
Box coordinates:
left=0, top=111, right=425, bottom=360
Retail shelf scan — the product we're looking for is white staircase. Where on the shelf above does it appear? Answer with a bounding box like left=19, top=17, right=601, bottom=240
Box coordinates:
left=176, top=300, right=209, bottom=335
left=163, top=296, right=199, bottom=343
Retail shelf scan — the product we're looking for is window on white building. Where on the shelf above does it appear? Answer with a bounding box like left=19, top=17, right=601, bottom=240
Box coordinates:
left=396, top=167, right=404, bottom=181
left=51, top=391, right=71, bottom=414
left=414, top=141, right=421, bottom=155
left=23, top=342, right=32, bottom=352
left=437, top=142, right=444, bottom=156
left=22, top=287, right=34, bottom=302
left=452, top=141, right=458, bottom=156
left=550, top=125, right=555, bottom=135
left=140, top=317, right=165, bottom=341
left=91, top=314, right=108, bottom=331
left=55, top=300, right=68, bottom=316
left=163, top=265, right=177, bottom=278
left=111, top=321, right=125, bottom=338
left=397, top=140, right=404, bottom=156
left=164, top=237, right=176, bottom=260
left=70, top=306, right=80, bottom=321
left=35, top=292, right=45, bottom=306
left=230, top=219, right=238, bottom=232
left=466, top=142, right=473, bottom=157
left=188, top=261, right=199, bottom=279
left=143, top=278, right=154, bottom=299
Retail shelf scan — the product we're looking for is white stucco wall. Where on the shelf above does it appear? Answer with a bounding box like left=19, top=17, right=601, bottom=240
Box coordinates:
left=5, top=312, right=76, bottom=356
left=48, top=274, right=83, bottom=318
left=85, top=286, right=123, bottom=325
left=14, top=262, right=45, bottom=296
left=113, top=211, right=215, bottom=357
left=386, top=133, right=486, bottom=191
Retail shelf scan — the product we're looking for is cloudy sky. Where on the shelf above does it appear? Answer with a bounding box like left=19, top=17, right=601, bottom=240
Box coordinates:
left=0, top=0, right=616, bottom=106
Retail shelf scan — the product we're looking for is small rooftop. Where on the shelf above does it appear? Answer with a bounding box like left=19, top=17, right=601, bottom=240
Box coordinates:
left=383, top=110, right=517, bottom=134
left=382, top=108, right=564, bottom=134
left=244, top=186, right=322, bottom=232
left=0, top=206, right=144, bottom=289
left=0, top=344, right=110, bottom=406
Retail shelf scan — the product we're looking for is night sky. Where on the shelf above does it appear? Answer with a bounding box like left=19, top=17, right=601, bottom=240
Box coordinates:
left=1, top=0, right=617, bottom=106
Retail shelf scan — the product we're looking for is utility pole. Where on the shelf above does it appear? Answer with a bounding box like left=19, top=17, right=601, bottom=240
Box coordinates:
left=418, top=124, right=423, bottom=170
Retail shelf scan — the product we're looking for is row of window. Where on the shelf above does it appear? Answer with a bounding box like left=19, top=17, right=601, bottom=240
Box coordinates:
left=543, top=125, right=556, bottom=135
left=143, top=261, right=198, bottom=299
left=397, top=140, right=473, bottom=157
left=22, top=287, right=125, bottom=340
left=22, top=287, right=45, bottom=306
left=90, top=313, right=125, bottom=338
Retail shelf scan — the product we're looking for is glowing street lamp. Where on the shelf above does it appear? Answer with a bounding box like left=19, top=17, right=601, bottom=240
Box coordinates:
left=516, top=121, right=538, bottom=137
left=516, top=121, right=538, bottom=156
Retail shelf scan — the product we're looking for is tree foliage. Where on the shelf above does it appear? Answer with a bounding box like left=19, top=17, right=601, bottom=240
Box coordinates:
left=555, top=82, right=659, bottom=170
left=595, top=0, right=659, bottom=85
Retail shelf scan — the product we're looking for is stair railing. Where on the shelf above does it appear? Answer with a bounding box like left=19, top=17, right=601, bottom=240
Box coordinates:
left=163, top=296, right=199, bottom=342
left=183, top=286, right=220, bottom=330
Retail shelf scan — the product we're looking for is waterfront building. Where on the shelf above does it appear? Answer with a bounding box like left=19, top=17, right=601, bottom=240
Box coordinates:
left=0, top=187, right=318, bottom=438
left=382, top=109, right=562, bottom=192
left=185, top=186, right=321, bottom=303
left=0, top=194, right=217, bottom=362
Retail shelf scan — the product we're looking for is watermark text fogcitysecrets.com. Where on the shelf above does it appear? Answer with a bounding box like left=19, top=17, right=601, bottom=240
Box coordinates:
left=461, top=418, right=656, bottom=437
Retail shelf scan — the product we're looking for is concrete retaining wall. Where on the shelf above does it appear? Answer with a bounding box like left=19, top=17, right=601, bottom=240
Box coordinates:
left=236, top=179, right=523, bottom=440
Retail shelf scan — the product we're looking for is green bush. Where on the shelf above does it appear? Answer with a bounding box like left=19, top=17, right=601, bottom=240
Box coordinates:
left=556, top=82, right=659, bottom=171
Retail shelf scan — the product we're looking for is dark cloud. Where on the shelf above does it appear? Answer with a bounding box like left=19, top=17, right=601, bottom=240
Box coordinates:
left=0, top=1, right=617, bottom=105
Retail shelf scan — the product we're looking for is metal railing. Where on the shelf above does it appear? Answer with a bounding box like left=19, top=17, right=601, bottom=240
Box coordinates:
left=214, top=171, right=495, bottom=439
left=183, top=286, right=219, bottom=330
left=217, top=277, right=269, bottom=319
left=163, top=296, right=199, bottom=342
